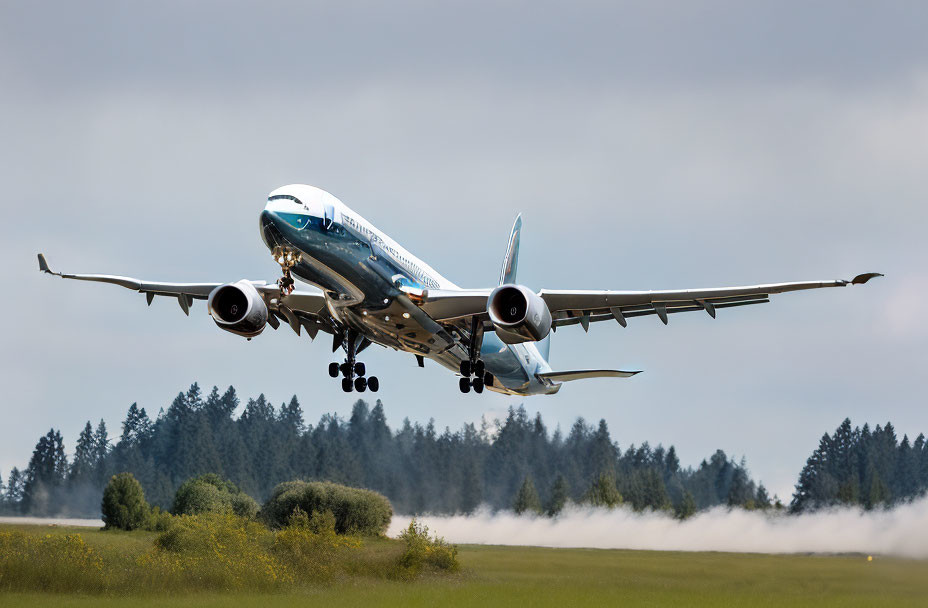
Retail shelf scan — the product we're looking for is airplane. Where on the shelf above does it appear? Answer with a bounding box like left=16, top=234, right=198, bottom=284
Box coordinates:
left=38, top=184, right=882, bottom=396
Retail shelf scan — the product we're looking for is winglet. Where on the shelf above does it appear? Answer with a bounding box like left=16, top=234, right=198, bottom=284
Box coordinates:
left=37, top=253, right=58, bottom=275
left=851, top=272, right=883, bottom=285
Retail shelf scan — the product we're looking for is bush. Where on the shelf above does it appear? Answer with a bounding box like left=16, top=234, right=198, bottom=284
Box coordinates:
left=139, top=513, right=288, bottom=591
left=146, top=506, right=175, bottom=531
left=271, top=507, right=361, bottom=582
left=101, top=472, right=150, bottom=531
left=0, top=531, right=105, bottom=593
left=395, top=518, right=459, bottom=578
left=172, top=473, right=259, bottom=518
left=262, top=480, right=392, bottom=535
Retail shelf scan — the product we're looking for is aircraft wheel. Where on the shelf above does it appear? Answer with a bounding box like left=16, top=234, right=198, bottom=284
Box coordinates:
left=367, top=376, right=380, bottom=392
left=355, top=377, right=367, bottom=392
left=341, top=378, right=353, bottom=393
left=339, top=362, right=350, bottom=376
left=328, top=362, right=340, bottom=378
left=474, top=360, right=485, bottom=377
left=354, top=362, right=366, bottom=377
left=460, top=360, right=471, bottom=376
left=484, top=372, right=494, bottom=387
left=459, top=377, right=471, bottom=393
left=472, top=378, right=484, bottom=394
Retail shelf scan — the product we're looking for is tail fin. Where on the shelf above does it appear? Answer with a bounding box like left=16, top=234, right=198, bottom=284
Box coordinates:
left=499, top=214, right=522, bottom=285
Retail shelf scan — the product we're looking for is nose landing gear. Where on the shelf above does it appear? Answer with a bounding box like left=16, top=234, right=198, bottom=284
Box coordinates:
left=272, top=247, right=300, bottom=296
left=331, top=329, right=378, bottom=393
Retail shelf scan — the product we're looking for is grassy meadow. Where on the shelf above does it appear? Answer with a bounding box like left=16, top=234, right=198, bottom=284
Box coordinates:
left=2, top=522, right=927, bottom=607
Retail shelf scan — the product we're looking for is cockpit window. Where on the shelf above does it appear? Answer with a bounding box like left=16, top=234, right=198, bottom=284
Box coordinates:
left=268, top=194, right=303, bottom=205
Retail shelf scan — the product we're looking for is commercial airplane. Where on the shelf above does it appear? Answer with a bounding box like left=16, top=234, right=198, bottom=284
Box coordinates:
left=38, top=184, right=881, bottom=396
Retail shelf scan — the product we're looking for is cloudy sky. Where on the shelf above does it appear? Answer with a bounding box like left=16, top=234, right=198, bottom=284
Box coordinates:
left=1, top=1, right=925, bottom=500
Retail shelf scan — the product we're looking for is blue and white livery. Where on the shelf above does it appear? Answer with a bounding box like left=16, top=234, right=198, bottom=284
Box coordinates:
left=38, top=184, right=882, bottom=396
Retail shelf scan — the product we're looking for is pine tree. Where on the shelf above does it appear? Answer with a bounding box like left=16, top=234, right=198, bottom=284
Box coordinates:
left=513, top=475, right=542, bottom=515
left=279, top=396, right=305, bottom=435
left=866, top=466, right=890, bottom=509
left=584, top=472, right=623, bottom=508
left=93, top=419, right=110, bottom=486
left=120, top=403, right=153, bottom=445
left=546, top=474, right=570, bottom=516
left=23, top=429, right=68, bottom=514
left=675, top=490, right=697, bottom=519
left=460, top=461, right=482, bottom=514
left=755, top=483, right=772, bottom=509
left=69, top=422, right=96, bottom=484
left=5, top=468, right=24, bottom=511
left=641, top=468, right=673, bottom=511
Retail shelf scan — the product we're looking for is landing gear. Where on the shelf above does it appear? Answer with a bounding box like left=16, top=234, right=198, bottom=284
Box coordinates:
left=331, top=329, right=378, bottom=393
left=272, top=247, right=300, bottom=296
left=458, top=316, right=492, bottom=394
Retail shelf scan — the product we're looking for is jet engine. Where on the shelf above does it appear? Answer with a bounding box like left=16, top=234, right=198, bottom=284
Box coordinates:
left=207, top=281, right=268, bottom=338
left=487, top=284, right=552, bottom=344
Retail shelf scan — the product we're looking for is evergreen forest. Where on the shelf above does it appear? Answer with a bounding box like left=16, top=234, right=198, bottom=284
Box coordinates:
left=1, top=383, right=925, bottom=518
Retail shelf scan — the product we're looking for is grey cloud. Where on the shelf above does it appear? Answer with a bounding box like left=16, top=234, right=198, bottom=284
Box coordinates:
left=2, top=1, right=928, bottom=94
left=1, top=1, right=926, bottom=500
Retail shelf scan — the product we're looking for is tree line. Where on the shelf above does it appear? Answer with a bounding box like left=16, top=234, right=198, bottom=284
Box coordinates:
left=790, top=418, right=928, bottom=512
left=9, top=383, right=917, bottom=518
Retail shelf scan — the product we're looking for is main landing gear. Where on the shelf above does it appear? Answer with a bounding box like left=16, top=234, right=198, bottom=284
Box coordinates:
left=459, top=359, right=494, bottom=394
left=329, top=330, right=379, bottom=393
left=459, top=316, right=493, bottom=394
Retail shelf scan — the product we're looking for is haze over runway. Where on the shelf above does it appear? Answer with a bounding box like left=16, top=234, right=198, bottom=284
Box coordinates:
left=1, top=1, right=925, bottom=500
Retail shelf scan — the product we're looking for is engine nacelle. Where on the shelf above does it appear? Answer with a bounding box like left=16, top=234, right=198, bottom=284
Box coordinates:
left=487, top=284, right=552, bottom=344
left=207, top=281, right=268, bottom=338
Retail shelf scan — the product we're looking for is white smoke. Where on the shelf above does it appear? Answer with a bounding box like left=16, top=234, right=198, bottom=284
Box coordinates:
left=389, top=496, right=928, bottom=558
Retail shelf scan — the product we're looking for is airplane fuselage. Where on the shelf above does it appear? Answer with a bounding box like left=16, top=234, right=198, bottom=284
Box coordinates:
left=260, top=185, right=556, bottom=395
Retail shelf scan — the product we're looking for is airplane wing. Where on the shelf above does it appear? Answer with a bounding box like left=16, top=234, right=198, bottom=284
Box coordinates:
left=415, top=273, right=882, bottom=330
left=37, top=253, right=332, bottom=336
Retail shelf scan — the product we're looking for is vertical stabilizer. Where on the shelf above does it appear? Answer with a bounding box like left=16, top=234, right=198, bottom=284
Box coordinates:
left=499, top=214, right=522, bottom=285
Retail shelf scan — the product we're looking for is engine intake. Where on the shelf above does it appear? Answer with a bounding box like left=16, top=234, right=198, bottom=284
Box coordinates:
left=207, top=281, right=268, bottom=338
left=488, top=284, right=552, bottom=344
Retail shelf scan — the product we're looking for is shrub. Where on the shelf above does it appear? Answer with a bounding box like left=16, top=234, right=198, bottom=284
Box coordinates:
left=139, top=513, right=288, bottom=591
left=0, top=531, right=105, bottom=593
left=263, top=480, right=392, bottom=535
left=172, top=473, right=259, bottom=518
left=272, top=507, right=361, bottom=582
left=395, top=518, right=459, bottom=578
left=146, top=506, right=175, bottom=531
left=101, top=472, right=150, bottom=531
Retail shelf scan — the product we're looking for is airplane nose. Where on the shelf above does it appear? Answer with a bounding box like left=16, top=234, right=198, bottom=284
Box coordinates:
left=259, top=209, right=283, bottom=249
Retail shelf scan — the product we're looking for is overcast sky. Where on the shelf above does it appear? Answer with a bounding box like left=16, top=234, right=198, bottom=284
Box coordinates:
left=2, top=1, right=925, bottom=500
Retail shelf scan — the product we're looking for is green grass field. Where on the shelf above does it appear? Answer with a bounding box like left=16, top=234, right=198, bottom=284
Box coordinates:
left=1, top=523, right=926, bottom=607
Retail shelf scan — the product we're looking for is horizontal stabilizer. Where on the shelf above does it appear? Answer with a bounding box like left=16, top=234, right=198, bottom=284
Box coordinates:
left=537, top=369, right=641, bottom=384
